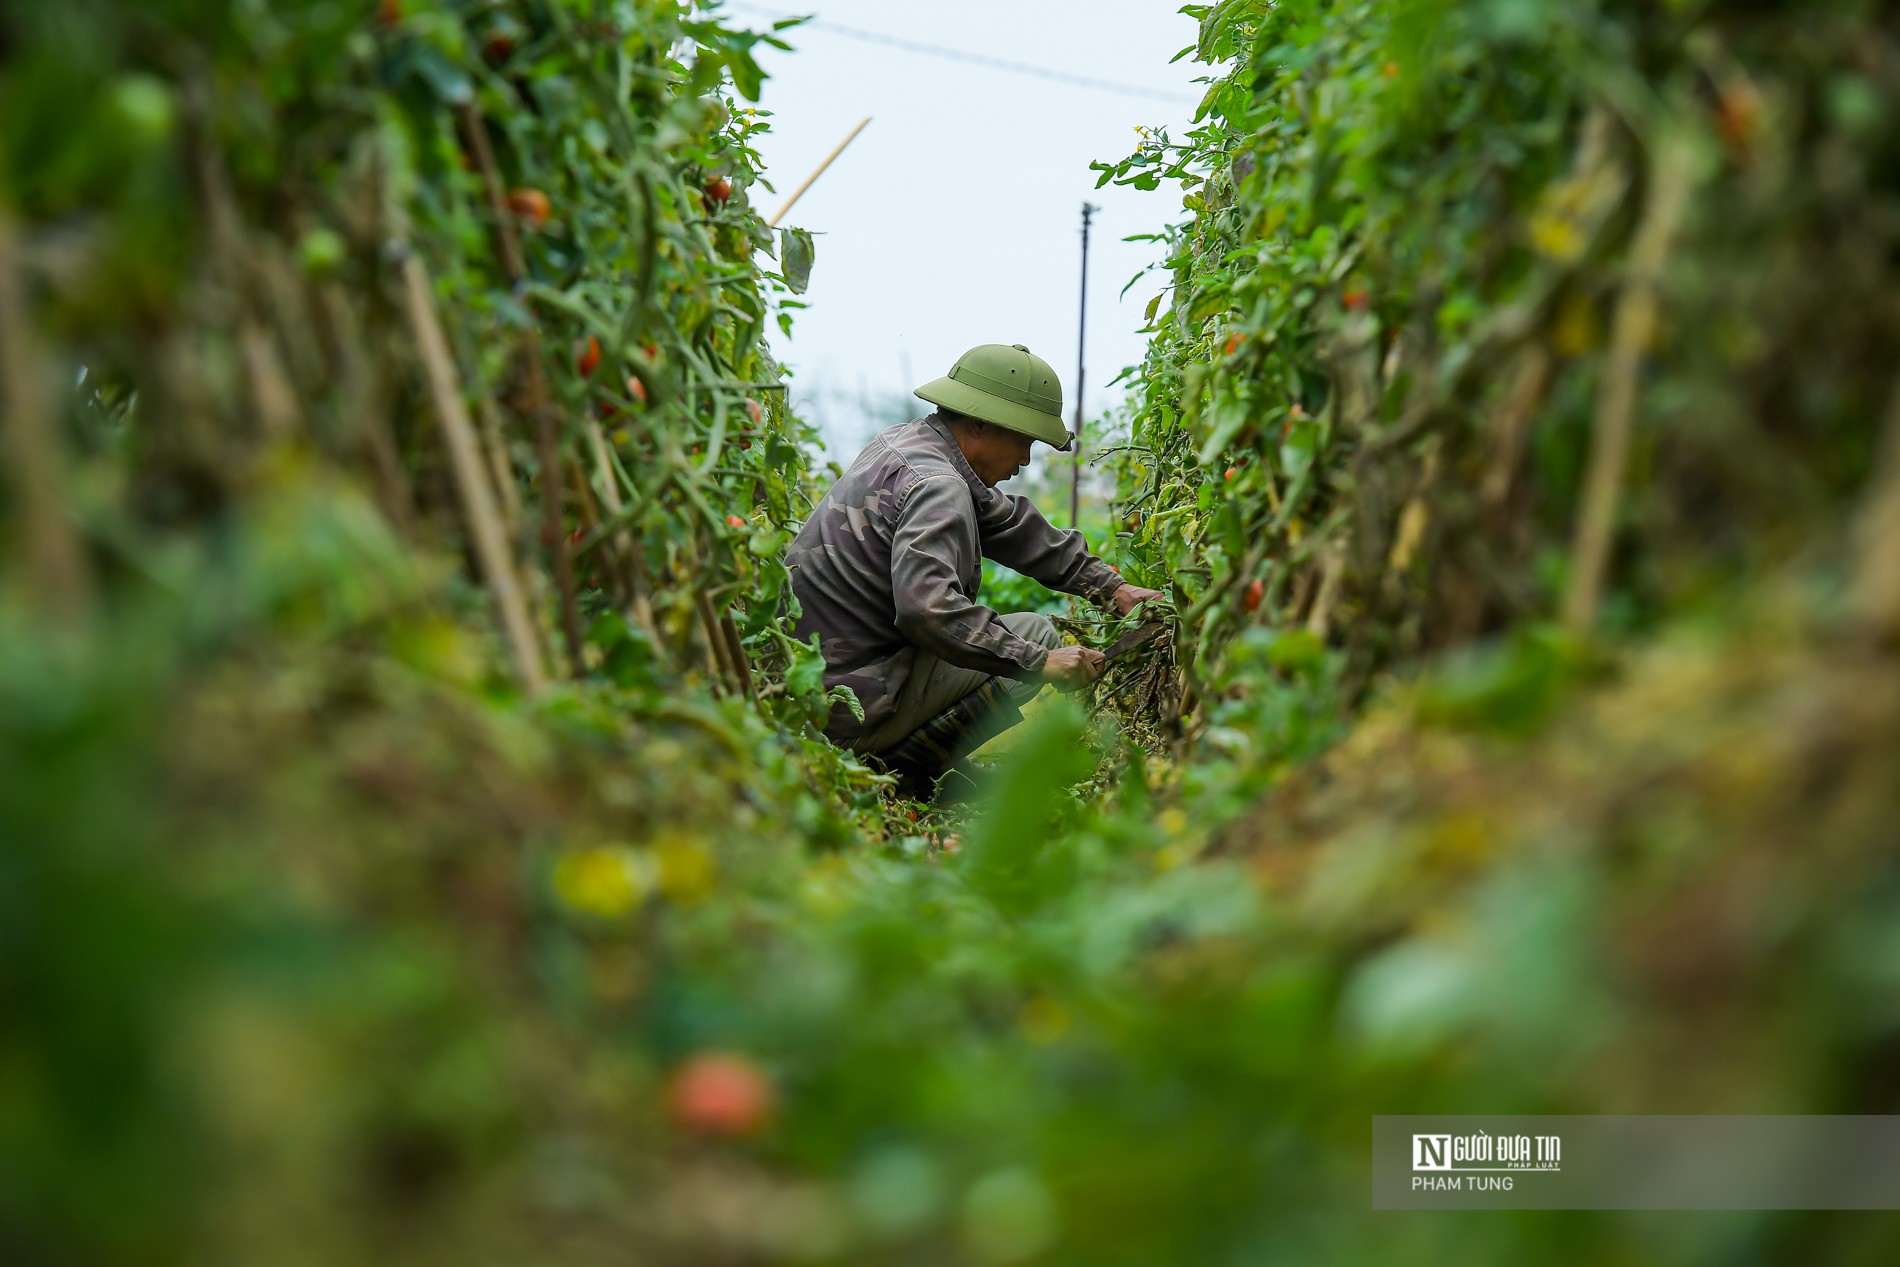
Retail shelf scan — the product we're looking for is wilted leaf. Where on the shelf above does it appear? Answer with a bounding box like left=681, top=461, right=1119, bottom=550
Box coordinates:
left=780, top=226, right=815, bottom=294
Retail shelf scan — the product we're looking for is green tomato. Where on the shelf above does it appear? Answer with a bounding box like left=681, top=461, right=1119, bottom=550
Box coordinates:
left=298, top=228, right=347, bottom=276
left=111, top=76, right=175, bottom=146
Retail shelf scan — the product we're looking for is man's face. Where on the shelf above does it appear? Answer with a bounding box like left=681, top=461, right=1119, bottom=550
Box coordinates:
left=961, top=420, right=1035, bottom=487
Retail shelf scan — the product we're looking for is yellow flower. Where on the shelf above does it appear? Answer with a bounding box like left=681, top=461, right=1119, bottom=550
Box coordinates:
left=553, top=846, right=648, bottom=918
left=654, top=830, right=718, bottom=904
left=1529, top=209, right=1582, bottom=263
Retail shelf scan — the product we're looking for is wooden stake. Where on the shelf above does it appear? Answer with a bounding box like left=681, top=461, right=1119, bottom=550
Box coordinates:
left=396, top=247, right=547, bottom=693
left=695, top=589, right=734, bottom=693
left=1562, top=132, right=1694, bottom=636
left=719, top=610, right=757, bottom=704
left=584, top=415, right=666, bottom=653
left=457, top=102, right=528, bottom=284
left=769, top=117, right=871, bottom=226
left=524, top=351, right=587, bottom=677
left=1481, top=346, right=1552, bottom=510
left=457, top=100, right=585, bottom=677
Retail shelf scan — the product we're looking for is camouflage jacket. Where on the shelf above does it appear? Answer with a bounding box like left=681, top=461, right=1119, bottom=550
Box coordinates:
left=786, top=412, right=1124, bottom=746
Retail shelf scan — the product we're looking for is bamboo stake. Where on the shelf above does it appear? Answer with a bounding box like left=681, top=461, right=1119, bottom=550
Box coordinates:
left=457, top=100, right=586, bottom=678
left=396, top=246, right=547, bottom=693
left=695, top=589, right=735, bottom=693
left=0, top=212, right=92, bottom=623
left=191, top=119, right=303, bottom=442
left=719, top=610, right=757, bottom=704
left=1306, top=544, right=1345, bottom=639
left=1481, top=345, right=1552, bottom=510
left=456, top=102, right=528, bottom=283
left=1562, top=131, right=1694, bottom=636
left=526, top=351, right=588, bottom=678
left=769, top=117, right=871, bottom=226
left=584, top=414, right=666, bottom=653
left=477, top=392, right=524, bottom=522
left=313, top=279, right=415, bottom=535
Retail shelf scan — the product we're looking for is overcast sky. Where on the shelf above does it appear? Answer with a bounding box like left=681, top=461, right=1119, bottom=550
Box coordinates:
left=725, top=0, right=1209, bottom=455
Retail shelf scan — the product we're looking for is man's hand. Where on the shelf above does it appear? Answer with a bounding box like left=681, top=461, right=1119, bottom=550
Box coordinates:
left=1110, top=582, right=1165, bottom=616
left=1040, top=645, right=1106, bottom=691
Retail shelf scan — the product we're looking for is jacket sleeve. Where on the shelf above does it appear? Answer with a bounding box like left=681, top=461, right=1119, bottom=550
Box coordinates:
left=976, top=488, right=1125, bottom=602
left=889, top=474, right=1051, bottom=678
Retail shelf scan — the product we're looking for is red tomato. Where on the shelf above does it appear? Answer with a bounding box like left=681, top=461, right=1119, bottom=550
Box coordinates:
left=507, top=187, right=551, bottom=226
left=1715, top=82, right=1763, bottom=150
left=1242, top=578, right=1264, bottom=612
left=575, top=336, right=601, bottom=378
left=726, top=515, right=745, bottom=529
left=627, top=374, right=647, bottom=405
left=704, top=176, right=732, bottom=205
left=667, top=1052, right=774, bottom=1137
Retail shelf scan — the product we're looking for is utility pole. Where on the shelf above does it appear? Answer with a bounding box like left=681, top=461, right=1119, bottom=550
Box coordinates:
left=1071, top=201, right=1096, bottom=530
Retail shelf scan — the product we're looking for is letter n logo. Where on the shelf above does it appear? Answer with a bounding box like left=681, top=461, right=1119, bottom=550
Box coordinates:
left=1413, top=1134, right=1451, bottom=1171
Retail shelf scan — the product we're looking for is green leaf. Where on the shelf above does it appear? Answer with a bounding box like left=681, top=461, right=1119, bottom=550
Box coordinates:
left=727, top=50, right=765, bottom=102
left=960, top=701, right=1092, bottom=906
left=826, top=685, right=864, bottom=722
left=779, top=226, right=815, bottom=294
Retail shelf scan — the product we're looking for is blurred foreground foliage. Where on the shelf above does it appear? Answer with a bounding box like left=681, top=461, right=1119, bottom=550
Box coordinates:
left=5, top=1, right=1900, bottom=1265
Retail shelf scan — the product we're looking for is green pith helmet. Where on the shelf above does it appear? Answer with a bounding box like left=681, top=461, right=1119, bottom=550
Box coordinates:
left=915, top=343, right=1072, bottom=451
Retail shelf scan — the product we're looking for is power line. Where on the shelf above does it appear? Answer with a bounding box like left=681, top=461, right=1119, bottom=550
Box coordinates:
left=722, top=3, right=1200, bottom=105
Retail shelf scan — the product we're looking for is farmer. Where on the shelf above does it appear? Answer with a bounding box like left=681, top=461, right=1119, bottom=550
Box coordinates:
left=786, top=342, right=1162, bottom=793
